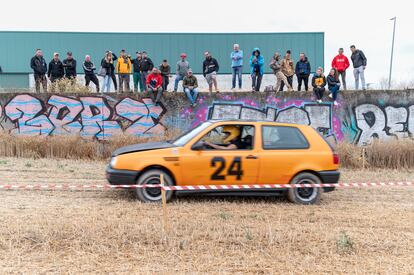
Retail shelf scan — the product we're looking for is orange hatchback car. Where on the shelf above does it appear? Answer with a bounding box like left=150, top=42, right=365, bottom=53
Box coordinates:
left=106, top=120, right=340, bottom=204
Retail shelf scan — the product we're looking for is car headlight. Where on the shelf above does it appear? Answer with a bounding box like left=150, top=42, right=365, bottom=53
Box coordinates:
left=110, top=157, right=118, bottom=168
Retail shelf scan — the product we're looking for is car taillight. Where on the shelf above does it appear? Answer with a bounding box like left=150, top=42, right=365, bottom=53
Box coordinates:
left=333, top=153, right=340, bottom=165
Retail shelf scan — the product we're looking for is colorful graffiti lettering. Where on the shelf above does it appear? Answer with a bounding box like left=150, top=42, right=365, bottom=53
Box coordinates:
left=0, top=94, right=166, bottom=140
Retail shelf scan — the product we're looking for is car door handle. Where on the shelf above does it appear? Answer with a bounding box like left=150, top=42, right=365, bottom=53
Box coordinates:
left=246, top=155, right=258, bottom=160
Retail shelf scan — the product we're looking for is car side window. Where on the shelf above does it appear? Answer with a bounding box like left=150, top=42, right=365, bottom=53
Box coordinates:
left=199, top=125, right=255, bottom=150
left=262, top=126, right=309, bottom=150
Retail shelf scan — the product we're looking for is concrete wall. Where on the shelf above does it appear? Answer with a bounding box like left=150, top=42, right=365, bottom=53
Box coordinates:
left=0, top=90, right=413, bottom=146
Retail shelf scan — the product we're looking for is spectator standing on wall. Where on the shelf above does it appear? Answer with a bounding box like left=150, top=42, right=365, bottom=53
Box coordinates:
left=327, top=68, right=341, bottom=106
left=47, top=52, right=64, bottom=92
left=101, top=52, right=113, bottom=93
left=116, top=49, right=132, bottom=93
left=280, top=50, right=295, bottom=91
left=140, top=51, right=154, bottom=92
left=146, top=68, right=163, bottom=105
left=159, top=59, right=171, bottom=91
left=312, top=67, right=326, bottom=103
left=230, top=44, right=243, bottom=90
left=83, top=55, right=100, bottom=92
left=331, top=48, right=350, bottom=90
left=270, top=52, right=293, bottom=92
left=203, top=51, right=220, bottom=93
left=183, top=69, right=199, bottom=107
left=30, top=49, right=48, bottom=93
left=0, top=66, right=3, bottom=73
left=249, top=48, right=264, bottom=92
left=174, top=53, right=190, bottom=92
left=295, top=53, right=311, bottom=91
left=131, top=51, right=143, bottom=92
left=350, top=45, right=367, bottom=90
left=63, top=51, right=77, bottom=84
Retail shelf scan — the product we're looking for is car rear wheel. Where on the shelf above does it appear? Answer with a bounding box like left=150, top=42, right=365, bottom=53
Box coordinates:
left=287, top=172, right=322, bottom=205
left=136, top=169, right=174, bottom=203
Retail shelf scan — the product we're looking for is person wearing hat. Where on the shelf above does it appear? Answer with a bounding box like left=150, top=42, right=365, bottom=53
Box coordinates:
left=63, top=51, right=77, bottom=83
left=116, top=49, right=132, bottom=93
left=159, top=59, right=171, bottom=91
left=101, top=50, right=118, bottom=91
left=203, top=51, right=220, bottom=93
left=183, top=69, right=199, bottom=107
left=47, top=52, right=64, bottom=92
left=174, top=53, right=190, bottom=92
left=204, top=125, right=243, bottom=150
left=131, top=51, right=143, bottom=92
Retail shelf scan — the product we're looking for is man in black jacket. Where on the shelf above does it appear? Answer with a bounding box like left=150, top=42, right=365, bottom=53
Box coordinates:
left=140, top=51, right=154, bottom=91
left=47, top=52, right=64, bottom=92
left=30, top=49, right=48, bottom=93
left=350, top=45, right=367, bottom=90
left=63, top=51, right=77, bottom=85
left=202, top=51, right=219, bottom=93
left=295, top=53, right=311, bottom=91
left=83, top=55, right=100, bottom=92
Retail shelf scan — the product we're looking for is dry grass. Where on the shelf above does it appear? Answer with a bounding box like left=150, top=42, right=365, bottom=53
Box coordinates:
left=0, top=158, right=413, bottom=273
left=336, top=140, right=414, bottom=169
left=0, top=130, right=180, bottom=160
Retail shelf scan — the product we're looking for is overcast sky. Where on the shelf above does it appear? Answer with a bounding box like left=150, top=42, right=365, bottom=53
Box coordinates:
left=0, top=0, right=412, bottom=88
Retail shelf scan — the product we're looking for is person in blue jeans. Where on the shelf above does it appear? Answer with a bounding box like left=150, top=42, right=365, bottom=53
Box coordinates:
left=230, top=44, right=243, bottom=90
left=249, top=48, right=264, bottom=92
left=183, top=69, right=199, bottom=107
left=327, top=68, right=341, bottom=106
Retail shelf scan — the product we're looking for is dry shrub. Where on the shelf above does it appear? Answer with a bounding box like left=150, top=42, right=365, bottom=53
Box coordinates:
left=0, top=129, right=180, bottom=160
left=336, top=139, right=414, bottom=169
left=49, top=78, right=91, bottom=93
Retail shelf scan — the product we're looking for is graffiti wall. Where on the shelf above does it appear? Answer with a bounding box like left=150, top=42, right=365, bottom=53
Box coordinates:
left=0, top=91, right=413, bottom=145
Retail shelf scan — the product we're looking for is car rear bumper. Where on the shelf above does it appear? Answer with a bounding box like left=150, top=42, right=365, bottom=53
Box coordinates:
left=318, top=170, right=340, bottom=192
left=106, top=166, right=139, bottom=185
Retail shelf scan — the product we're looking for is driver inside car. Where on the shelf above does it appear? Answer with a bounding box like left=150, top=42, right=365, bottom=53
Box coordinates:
left=203, top=125, right=243, bottom=150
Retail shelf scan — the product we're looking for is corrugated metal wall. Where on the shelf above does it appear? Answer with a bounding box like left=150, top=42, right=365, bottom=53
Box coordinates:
left=0, top=31, right=324, bottom=75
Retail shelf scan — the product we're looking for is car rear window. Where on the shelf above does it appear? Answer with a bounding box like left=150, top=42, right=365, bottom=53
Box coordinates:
left=262, top=126, right=309, bottom=150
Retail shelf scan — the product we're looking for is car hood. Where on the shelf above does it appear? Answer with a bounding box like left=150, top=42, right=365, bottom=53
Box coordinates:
left=112, top=142, right=176, bottom=157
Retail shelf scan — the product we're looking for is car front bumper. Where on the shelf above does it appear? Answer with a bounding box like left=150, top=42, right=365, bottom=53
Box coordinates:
left=318, top=170, right=340, bottom=192
left=106, top=166, right=139, bottom=185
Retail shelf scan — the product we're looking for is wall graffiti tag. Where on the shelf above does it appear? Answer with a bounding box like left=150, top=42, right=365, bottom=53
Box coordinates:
left=0, top=94, right=166, bottom=140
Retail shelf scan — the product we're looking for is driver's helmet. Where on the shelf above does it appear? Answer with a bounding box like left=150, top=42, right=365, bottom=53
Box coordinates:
left=222, top=125, right=241, bottom=143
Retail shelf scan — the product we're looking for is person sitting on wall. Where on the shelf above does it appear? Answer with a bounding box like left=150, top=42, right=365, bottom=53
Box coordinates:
left=327, top=68, right=341, bottom=106
left=312, top=67, right=326, bottom=103
left=146, top=68, right=163, bottom=105
left=183, top=69, right=199, bottom=107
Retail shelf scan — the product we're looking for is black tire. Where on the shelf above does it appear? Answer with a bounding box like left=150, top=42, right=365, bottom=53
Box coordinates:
left=287, top=172, right=322, bottom=205
left=135, top=169, right=174, bottom=203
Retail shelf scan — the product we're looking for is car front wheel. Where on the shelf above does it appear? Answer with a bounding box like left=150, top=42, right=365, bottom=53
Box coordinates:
left=136, top=169, right=174, bottom=203
left=287, top=172, right=322, bottom=205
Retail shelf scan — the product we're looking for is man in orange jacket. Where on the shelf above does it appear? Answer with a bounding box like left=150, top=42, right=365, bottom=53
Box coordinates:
left=331, top=48, right=350, bottom=90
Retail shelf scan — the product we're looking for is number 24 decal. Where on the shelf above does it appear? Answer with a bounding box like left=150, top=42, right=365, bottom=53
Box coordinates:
left=211, top=157, right=244, bottom=180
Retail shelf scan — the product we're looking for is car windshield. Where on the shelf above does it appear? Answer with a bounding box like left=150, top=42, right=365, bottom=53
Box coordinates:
left=172, top=122, right=213, bottom=147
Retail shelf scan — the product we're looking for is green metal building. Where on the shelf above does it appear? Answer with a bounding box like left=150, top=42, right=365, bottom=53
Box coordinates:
left=0, top=31, right=324, bottom=89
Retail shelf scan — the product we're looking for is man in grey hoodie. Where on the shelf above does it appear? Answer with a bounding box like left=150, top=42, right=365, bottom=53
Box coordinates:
left=173, top=53, right=190, bottom=92
left=350, top=45, right=367, bottom=90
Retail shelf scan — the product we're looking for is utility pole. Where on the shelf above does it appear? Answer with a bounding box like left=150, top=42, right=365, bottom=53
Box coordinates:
left=388, top=17, right=397, bottom=90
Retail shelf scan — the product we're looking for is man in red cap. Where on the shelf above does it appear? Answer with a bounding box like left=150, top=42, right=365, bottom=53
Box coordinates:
left=173, top=53, right=190, bottom=92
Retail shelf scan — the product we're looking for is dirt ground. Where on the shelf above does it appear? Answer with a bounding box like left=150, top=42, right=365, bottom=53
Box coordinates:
left=0, top=157, right=413, bottom=274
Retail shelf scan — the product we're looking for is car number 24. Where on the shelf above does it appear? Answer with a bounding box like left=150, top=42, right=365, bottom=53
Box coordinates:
left=210, top=157, right=244, bottom=180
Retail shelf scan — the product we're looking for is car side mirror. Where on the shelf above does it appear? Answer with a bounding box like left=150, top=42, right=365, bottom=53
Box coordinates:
left=192, top=141, right=204, bottom=151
